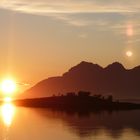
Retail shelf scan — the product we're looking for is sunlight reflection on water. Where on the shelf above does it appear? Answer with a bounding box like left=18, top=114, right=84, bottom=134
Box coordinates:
left=0, top=102, right=15, bottom=127
left=0, top=103, right=140, bottom=140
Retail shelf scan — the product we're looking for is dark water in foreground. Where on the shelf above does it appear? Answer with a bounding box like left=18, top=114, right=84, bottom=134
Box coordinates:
left=0, top=103, right=140, bottom=140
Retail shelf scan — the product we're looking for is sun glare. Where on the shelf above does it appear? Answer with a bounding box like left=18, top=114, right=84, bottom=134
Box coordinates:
left=4, top=97, right=12, bottom=103
left=0, top=79, right=17, bottom=95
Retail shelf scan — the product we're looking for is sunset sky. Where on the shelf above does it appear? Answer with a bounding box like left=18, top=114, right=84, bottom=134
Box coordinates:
left=0, top=0, right=140, bottom=87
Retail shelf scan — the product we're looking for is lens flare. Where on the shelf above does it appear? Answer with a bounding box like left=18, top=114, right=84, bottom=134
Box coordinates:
left=126, top=51, right=133, bottom=57
left=126, top=24, right=134, bottom=37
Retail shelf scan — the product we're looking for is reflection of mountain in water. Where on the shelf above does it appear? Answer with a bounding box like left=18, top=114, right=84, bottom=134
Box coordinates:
left=34, top=109, right=140, bottom=138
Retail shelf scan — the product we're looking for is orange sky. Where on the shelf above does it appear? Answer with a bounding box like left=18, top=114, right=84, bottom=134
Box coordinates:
left=0, top=0, right=140, bottom=90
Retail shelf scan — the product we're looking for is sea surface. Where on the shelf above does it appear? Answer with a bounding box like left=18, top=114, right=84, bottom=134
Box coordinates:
left=0, top=103, right=140, bottom=140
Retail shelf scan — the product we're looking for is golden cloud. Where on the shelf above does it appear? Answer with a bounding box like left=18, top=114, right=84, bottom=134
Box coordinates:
left=0, top=0, right=139, bottom=15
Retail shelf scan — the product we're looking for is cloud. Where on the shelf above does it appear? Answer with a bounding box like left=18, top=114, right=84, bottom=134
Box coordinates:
left=126, top=39, right=140, bottom=44
left=0, top=0, right=140, bottom=15
left=109, top=20, right=140, bottom=36
left=0, top=0, right=140, bottom=37
left=17, top=82, right=30, bottom=86
left=49, top=13, right=93, bottom=27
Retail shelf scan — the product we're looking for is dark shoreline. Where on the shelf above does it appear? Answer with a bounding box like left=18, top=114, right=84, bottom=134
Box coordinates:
left=11, top=96, right=140, bottom=111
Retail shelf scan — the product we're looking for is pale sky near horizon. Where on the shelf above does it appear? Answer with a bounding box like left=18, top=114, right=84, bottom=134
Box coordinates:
left=0, top=0, right=140, bottom=87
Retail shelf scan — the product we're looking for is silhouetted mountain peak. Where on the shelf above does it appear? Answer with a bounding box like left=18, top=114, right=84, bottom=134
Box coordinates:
left=105, top=62, right=125, bottom=71
left=79, top=61, right=93, bottom=65
left=72, top=61, right=103, bottom=70
left=132, top=65, right=140, bottom=71
left=79, top=61, right=102, bottom=68
left=23, top=61, right=140, bottom=99
left=63, top=61, right=103, bottom=77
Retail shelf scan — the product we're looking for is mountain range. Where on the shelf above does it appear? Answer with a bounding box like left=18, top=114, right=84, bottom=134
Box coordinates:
left=22, top=61, right=140, bottom=99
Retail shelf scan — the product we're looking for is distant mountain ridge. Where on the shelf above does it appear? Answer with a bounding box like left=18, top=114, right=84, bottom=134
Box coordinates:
left=22, top=61, right=140, bottom=99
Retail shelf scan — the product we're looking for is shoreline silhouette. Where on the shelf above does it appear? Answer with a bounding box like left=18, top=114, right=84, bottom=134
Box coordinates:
left=13, top=91, right=140, bottom=111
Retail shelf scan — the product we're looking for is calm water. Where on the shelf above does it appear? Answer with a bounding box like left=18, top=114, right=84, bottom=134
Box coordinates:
left=0, top=103, right=140, bottom=140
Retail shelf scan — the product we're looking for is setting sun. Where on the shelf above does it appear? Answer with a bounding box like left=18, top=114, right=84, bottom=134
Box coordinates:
left=0, top=79, right=17, bottom=95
